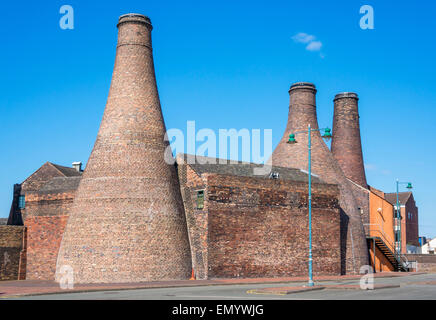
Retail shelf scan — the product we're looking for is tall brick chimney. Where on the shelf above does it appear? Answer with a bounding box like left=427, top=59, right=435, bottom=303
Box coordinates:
left=270, top=82, right=368, bottom=274
left=55, top=14, right=192, bottom=283
left=331, top=93, right=367, bottom=188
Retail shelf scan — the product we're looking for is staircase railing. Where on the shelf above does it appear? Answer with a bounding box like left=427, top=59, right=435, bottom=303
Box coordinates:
left=364, top=223, right=395, bottom=254
left=364, top=222, right=409, bottom=271
left=399, top=254, right=410, bottom=271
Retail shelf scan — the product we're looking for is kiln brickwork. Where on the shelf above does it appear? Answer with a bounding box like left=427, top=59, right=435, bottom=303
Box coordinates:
left=0, top=226, right=25, bottom=281
left=348, top=179, right=370, bottom=235
left=55, top=14, right=192, bottom=283
left=270, top=82, right=368, bottom=274
left=177, top=155, right=341, bottom=279
left=332, top=93, right=368, bottom=189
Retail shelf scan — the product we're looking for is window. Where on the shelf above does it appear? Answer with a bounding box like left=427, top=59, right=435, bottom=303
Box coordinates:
left=196, top=190, right=204, bottom=210
left=18, top=195, right=25, bottom=209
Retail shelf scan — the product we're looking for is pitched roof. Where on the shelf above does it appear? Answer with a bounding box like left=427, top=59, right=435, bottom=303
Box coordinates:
left=50, top=163, right=82, bottom=177
left=177, top=154, right=326, bottom=184
left=21, top=162, right=83, bottom=193
left=38, top=176, right=82, bottom=194
left=384, top=192, right=412, bottom=206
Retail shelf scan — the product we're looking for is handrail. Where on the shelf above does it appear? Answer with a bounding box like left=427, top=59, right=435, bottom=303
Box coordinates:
left=364, top=223, right=411, bottom=270
left=364, top=223, right=395, bottom=253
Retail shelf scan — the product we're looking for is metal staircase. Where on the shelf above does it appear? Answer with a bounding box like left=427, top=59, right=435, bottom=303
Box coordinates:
left=365, top=223, right=409, bottom=272
left=366, top=237, right=408, bottom=272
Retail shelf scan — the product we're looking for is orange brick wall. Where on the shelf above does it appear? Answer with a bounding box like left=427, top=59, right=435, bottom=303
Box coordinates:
left=369, top=192, right=395, bottom=251
left=369, top=192, right=395, bottom=272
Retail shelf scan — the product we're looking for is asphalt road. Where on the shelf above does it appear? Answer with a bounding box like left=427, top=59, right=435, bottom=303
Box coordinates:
left=12, top=273, right=436, bottom=300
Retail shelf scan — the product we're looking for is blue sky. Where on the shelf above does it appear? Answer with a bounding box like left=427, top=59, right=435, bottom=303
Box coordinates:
left=0, top=1, right=435, bottom=238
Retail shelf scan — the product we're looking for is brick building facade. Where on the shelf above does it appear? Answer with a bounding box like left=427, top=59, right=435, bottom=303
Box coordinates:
left=9, top=162, right=82, bottom=280
left=176, top=155, right=341, bottom=279
left=385, top=192, right=419, bottom=253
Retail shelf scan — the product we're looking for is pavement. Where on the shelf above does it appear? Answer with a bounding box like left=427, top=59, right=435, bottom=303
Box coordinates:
left=1, top=272, right=435, bottom=299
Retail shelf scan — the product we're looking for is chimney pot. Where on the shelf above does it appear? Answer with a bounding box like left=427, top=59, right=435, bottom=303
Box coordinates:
left=289, top=82, right=317, bottom=93
left=72, top=161, right=82, bottom=172
left=117, top=13, right=152, bottom=29
left=334, top=92, right=359, bottom=101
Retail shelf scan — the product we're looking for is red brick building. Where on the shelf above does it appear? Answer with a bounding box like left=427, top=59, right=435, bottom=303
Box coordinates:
left=6, top=154, right=343, bottom=282
left=385, top=192, right=419, bottom=254
left=9, top=162, right=82, bottom=280
left=176, top=154, right=342, bottom=279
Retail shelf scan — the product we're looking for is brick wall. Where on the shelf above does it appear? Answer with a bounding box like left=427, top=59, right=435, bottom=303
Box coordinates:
left=404, top=254, right=436, bottom=273
left=348, top=180, right=370, bottom=235
left=184, top=173, right=342, bottom=279
left=23, top=190, right=76, bottom=280
left=405, top=197, right=419, bottom=247
left=25, top=216, right=69, bottom=280
left=0, top=226, right=25, bottom=281
left=24, top=192, right=75, bottom=217
left=177, top=162, right=209, bottom=279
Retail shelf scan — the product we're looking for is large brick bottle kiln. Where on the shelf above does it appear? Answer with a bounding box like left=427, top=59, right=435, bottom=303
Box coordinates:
left=270, top=82, right=369, bottom=274
left=55, top=14, right=192, bottom=283
left=331, top=93, right=368, bottom=189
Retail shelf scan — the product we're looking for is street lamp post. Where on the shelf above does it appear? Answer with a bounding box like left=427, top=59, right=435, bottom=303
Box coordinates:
left=287, top=124, right=332, bottom=287
left=395, top=180, right=413, bottom=266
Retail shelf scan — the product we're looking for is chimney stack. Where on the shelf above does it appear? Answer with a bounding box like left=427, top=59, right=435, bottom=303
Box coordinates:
left=72, top=162, right=82, bottom=172
left=270, top=82, right=368, bottom=274
left=331, top=93, right=367, bottom=188
left=55, top=14, right=192, bottom=283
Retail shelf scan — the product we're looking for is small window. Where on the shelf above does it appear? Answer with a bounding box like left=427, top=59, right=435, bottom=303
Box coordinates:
left=196, top=190, right=204, bottom=210
left=18, top=195, right=25, bottom=209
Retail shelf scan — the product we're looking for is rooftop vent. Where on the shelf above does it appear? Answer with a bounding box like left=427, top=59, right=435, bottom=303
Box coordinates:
left=72, top=161, right=82, bottom=172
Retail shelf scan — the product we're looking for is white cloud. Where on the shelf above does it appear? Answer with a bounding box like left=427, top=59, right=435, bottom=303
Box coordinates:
left=292, top=32, right=324, bottom=55
left=292, top=32, right=316, bottom=44
left=306, top=41, right=322, bottom=51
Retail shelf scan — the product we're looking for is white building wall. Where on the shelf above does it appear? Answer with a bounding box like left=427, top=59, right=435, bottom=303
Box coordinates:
left=421, top=238, right=436, bottom=254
